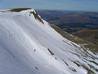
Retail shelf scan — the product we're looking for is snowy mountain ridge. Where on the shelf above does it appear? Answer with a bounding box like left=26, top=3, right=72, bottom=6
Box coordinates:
left=0, top=8, right=98, bottom=74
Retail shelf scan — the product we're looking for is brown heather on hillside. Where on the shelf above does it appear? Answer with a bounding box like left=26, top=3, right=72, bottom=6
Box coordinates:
left=73, top=29, right=98, bottom=45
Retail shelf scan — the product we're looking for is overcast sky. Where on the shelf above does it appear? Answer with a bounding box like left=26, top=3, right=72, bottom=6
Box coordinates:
left=0, top=0, right=98, bottom=12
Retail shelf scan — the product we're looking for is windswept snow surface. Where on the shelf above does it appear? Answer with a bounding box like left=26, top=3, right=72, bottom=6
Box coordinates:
left=0, top=9, right=98, bottom=74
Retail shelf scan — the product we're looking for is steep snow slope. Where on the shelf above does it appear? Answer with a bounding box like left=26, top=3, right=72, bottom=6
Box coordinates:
left=0, top=9, right=98, bottom=74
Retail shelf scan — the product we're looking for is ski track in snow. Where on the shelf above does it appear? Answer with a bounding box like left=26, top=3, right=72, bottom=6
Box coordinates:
left=0, top=9, right=98, bottom=74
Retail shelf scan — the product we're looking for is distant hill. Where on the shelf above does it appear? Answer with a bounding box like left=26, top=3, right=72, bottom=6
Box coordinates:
left=37, top=10, right=98, bottom=33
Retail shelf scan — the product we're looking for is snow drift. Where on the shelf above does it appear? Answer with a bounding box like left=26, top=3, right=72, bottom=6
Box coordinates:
left=0, top=8, right=98, bottom=74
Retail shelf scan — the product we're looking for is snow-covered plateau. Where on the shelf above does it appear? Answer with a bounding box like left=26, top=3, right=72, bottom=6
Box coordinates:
left=0, top=8, right=98, bottom=74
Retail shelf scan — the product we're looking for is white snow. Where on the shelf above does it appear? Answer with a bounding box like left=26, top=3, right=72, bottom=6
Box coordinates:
left=0, top=9, right=98, bottom=74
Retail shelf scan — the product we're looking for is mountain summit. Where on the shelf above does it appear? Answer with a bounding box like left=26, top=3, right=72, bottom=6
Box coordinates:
left=0, top=8, right=98, bottom=74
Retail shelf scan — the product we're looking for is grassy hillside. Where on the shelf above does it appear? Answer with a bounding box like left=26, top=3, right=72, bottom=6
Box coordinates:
left=51, top=24, right=98, bottom=52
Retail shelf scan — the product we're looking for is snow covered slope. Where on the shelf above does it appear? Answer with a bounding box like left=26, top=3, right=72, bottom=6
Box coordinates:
left=0, top=8, right=98, bottom=74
